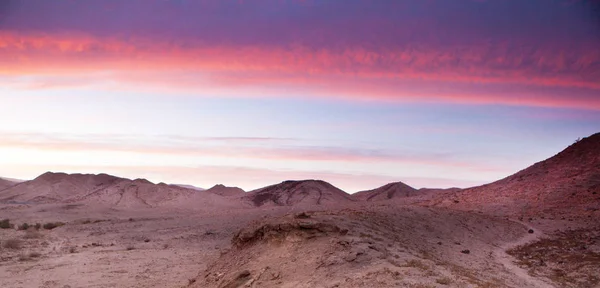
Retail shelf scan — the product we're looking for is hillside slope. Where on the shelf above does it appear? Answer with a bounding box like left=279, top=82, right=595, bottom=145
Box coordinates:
left=204, top=184, right=245, bottom=197
left=244, top=180, right=355, bottom=207
left=0, top=178, right=17, bottom=191
left=429, top=133, right=600, bottom=217
left=0, top=172, right=234, bottom=209
left=353, top=181, right=418, bottom=201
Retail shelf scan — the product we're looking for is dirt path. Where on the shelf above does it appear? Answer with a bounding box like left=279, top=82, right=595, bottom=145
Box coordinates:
left=493, top=222, right=553, bottom=288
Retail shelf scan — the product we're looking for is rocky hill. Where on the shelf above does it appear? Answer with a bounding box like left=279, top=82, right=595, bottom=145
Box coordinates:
left=204, top=184, right=245, bottom=197
left=0, top=172, right=234, bottom=209
left=0, top=178, right=18, bottom=191
left=244, top=180, right=355, bottom=207
left=429, top=133, right=600, bottom=217
left=353, top=181, right=418, bottom=201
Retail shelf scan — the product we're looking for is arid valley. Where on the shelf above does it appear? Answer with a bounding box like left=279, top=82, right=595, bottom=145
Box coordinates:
left=1, top=133, right=598, bottom=288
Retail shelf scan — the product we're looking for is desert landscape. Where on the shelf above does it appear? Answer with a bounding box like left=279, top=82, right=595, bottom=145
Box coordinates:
left=0, top=133, right=598, bottom=288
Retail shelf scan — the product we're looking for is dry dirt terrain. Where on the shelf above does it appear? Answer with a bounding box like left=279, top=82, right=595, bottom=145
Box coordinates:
left=2, top=201, right=596, bottom=288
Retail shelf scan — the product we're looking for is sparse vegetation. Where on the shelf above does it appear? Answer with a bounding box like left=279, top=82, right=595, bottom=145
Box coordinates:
left=29, top=252, right=41, bottom=258
left=43, top=222, right=65, bottom=230
left=17, top=223, right=30, bottom=230
left=407, top=283, right=435, bottom=288
left=34, top=223, right=41, bottom=230
left=0, top=218, right=13, bottom=229
left=2, top=238, right=23, bottom=250
left=69, top=246, right=77, bottom=253
left=126, top=245, right=135, bottom=251
left=404, top=259, right=430, bottom=271
left=507, top=227, right=600, bottom=288
left=436, top=277, right=452, bottom=285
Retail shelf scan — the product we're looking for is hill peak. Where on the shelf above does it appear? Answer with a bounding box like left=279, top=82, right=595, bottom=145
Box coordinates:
left=354, top=181, right=418, bottom=201
left=245, top=179, right=354, bottom=207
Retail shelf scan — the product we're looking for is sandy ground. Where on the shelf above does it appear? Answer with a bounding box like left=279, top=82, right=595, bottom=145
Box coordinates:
left=0, top=202, right=596, bottom=288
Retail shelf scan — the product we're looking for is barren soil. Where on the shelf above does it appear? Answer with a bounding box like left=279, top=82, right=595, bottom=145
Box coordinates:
left=2, top=202, right=592, bottom=288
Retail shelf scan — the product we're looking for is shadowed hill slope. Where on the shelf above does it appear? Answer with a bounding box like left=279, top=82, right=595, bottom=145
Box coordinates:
left=205, top=184, right=245, bottom=197
left=244, top=180, right=355, bottom=207
left=428, top=132, right=600, bottom=217
left=0, top=178, right=18, bottom=191
left=353, top=181, right=418, bottom=201
left=0, top=172, right=235, bottom=209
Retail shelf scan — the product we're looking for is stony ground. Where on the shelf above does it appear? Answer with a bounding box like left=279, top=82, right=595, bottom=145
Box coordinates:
left=0, top=202, right=596, bottom=288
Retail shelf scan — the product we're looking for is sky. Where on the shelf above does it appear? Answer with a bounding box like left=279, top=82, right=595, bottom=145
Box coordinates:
left=1, top=0, right=599, bottom=192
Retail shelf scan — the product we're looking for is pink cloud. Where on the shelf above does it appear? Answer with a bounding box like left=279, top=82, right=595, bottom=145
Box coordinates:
left=1, top=32, right=599, bottom=110
left=0, top=132, right=507, bottom=173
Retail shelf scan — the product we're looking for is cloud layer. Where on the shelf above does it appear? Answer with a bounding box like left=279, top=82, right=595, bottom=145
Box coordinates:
left=1, top=0, right=599, bottom=109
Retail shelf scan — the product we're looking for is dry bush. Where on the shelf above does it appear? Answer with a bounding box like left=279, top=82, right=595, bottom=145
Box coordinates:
left=408, top=283, right=435, bottom=288
left=29, top=252, right=41, bottom=258
left=126, top=245, right=135, bottom=251
left=69, top=247, right=77, bottom=253
left=0, top=219, right=13, bottom=229
left=17, top=223, right=30, bottom=230
left=3, top=238, right=23, bottom=250
left=436, top=277, right=452, bottom=285
left=43, top=222, right=65, bottom=230
left=34, top=223, right=41, bottom=230
left=404, top=259, right=430, bottom=271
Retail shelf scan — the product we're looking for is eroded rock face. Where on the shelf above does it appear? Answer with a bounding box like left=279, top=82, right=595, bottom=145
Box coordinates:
left=191, top=207, right=530, bottom=288
left=232, top=214, right=344, bottom=248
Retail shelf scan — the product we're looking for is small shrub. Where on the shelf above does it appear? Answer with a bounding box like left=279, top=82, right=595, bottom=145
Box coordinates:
left=18, top=223, right=30, bottom=230
left=436, top=277, right=452, bottom=285
left=18, top=254, right=30, bottom=261
left=461, top=249, right=471, bottom=254
left=404, top=259, right=430, bottom=270
left=188, top=278, right=197, bottom=285
left=2, top=238, right=23, bottom=250
left=43, top=222, right=65, bottom=230
left=34, top=223, right=41, bottom=230
left=0, top=219, right=13, bottom=229
left=69, top=246, right=77, bottom=253
left=29, top=252, right=41, bottom=258
left=126, top=245, right=135, bottom=251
